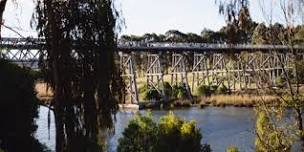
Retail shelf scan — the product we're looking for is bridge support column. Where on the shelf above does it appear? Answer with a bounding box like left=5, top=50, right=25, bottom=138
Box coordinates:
left=146, top=53, right=167, bottom=102
left=210, top=53, right=226, bottom=87
left=171, top=52, right=192, bottom=100
left=120, top=52, right=139, bottom=104
left=192, top=53, right=208, bottom=91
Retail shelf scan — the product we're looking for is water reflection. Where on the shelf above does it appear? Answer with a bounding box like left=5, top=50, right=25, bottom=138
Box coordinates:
left=36, top=107, right=256, bottom=152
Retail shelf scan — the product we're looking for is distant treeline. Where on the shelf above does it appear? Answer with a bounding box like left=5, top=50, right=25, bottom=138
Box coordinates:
left=120, top=22, right=304, bottom=45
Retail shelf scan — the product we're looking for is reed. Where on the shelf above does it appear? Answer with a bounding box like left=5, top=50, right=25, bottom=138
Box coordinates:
left=200, top=94, right=278, bottom=107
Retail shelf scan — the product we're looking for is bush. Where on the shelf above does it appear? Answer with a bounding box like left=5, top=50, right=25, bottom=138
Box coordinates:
left=144, top=89, right=162, bottom=101
left=0, top=59, right=48, bottom=152
left=226, top=146, right=239, bottom=152
left=255, top=111, right=291, bottom=151
left=197, top=85, right=212, bottom=97
left=197, top=84, right=228, bottom=96
left=117, top=113, right=158, bottom=152
left=162, top=82, right=173, bottom=98
left=216, top=84, right=228, bottom=95
left=172, top=83, right=188, bottom=99
left=295, top=60, right=304, bottom=84
left=118, top=112, right=211, bottom=152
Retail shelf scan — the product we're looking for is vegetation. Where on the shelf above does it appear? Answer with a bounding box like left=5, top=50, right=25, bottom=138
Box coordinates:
left=117, top=112, right=211, bottom=152
left=0, top=59, right=48, bottom=152
left=200, top=94, right=278, bottom=107
left=226, top=146, right=239, bottom=152
left=34, top=0, right=123, bottom=151
left=218, top=0, right=304, bottom=151
left=140, top=82, right=189, bottom=102
left=255, top=111, right=291, bottom=152
left=196, top=84, right=228, bottom=97
left=172, top=83, right=189, bottom=100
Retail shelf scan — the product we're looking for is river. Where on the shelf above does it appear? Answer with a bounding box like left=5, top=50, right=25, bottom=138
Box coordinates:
left=35, top=106, right=256, bottom=152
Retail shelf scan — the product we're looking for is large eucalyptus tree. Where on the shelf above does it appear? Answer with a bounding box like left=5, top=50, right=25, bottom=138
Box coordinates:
left=34, top=0, right=124, bottom=151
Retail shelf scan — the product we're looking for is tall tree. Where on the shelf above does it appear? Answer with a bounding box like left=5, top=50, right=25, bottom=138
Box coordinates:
left=34, top=0, right=123, bottom=151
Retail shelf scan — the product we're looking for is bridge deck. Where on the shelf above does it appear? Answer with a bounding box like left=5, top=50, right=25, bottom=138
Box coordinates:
left=1, top=37, right=304, bottom=52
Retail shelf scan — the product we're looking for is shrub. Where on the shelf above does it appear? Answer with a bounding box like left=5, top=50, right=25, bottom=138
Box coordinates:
left=255, top=111, right=291, bottom=152
left=162, top=82, right=173, bottom=98
left=144, top=88, right=161, bottom=101
left=117, top=112, right=158, bottom=152
left=295, top=60, right=304, bottom=84
left=197, top=84, right=229, bottom=96
left=226, top=146, right=239, bottom=152
left=172, top=83, right=188, bottom=99
left=0, top=59, right=48, bottom=152
left=216, top=84, right=228, bottom=95
left=118, top=112, right=211, bottom=152
left=197, top=85, right=212, bottom=96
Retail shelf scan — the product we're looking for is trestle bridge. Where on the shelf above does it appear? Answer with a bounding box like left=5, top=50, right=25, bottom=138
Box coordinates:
left=1, top=37, right=304, bottom=104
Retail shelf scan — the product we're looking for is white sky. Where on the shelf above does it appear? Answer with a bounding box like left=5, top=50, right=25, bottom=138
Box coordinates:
left=2, top=0, right=292, bottom=37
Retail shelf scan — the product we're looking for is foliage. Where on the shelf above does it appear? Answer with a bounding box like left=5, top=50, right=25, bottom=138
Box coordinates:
left=34, top=0, right=123, bottom=151
left=252, top=23, right=268, bottom=44
left=118, top=112, right=211, bottom=152
left=172, top=83, right=189, bottom=99
left=144, top=89, right=162, bottom=101
left=197, top=85, right=213, bottom=97
left=0, top=59, right=48, bottom=152
left=197, top=84, right=227, bottom=96
left=293, top=25, right=304, bottom=44
left=117, top=112, right=158, bottom=152
left=162, top=82, right=173, bottom=98
left=226, top=146, right=239, bottom=152
left=216, top=84, right=228, bottom=95
left=295, top=60, right=304, bottom=84
left=255, top=110, right=292, bottom=152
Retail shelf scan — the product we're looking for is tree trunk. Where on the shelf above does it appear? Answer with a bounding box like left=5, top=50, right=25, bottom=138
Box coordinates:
left=296, top=108, right=304, bottom=151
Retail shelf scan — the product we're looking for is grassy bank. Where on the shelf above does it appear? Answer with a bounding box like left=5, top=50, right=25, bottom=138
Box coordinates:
left=35, top=82, right=280, bottom=109
left=199, top=94, right=278, bottom=108
left=35, top=82, right=53, bottom=104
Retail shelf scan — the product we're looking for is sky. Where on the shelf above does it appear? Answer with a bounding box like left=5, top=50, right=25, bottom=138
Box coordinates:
left=2, top=0, right=292, bottom=37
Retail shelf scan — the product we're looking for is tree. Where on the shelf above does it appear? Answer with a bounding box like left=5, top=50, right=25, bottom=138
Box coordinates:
left=0, top=59, right=48, bottom=152
left=252, top=23, right=268, bottom=44
left=201, top=29, right=215, bottom=43
left=34, top=0, right=123, bottom=151
left=293, top=25, right=304, bottom=44
left=217, top=0, right=304, bottom=151
left=255, top=110, right=291, bottom=152
left=118, top=112, right=211, bottom=152
left=268, top=23, right=287, bottom=45
left=165, top=30, right=188, bottom=42
left=186, top=33, right=203, bottom=43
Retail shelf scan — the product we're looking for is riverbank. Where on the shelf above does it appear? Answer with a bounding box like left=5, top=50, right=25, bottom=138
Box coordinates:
left=35, top=82, right=53, bottom=104
left=199, top=94, right=278, bottom=108
left=35, top=82, right=279, bottom=109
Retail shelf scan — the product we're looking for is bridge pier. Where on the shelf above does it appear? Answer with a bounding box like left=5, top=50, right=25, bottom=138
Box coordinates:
left=119, top=52, right=139, bottom=104
left=146, top=53, right=167, bottom=101
left=192, top=53, right=208, bottom=91
left=171, top=52, right=192, bottom=100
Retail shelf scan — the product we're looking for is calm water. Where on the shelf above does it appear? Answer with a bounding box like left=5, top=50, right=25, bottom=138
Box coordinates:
left=35, top=106, right=256, bottom=152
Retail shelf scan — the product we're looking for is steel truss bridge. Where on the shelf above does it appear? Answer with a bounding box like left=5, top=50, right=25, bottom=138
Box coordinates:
left=1, top=37, right=304, bottom=104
